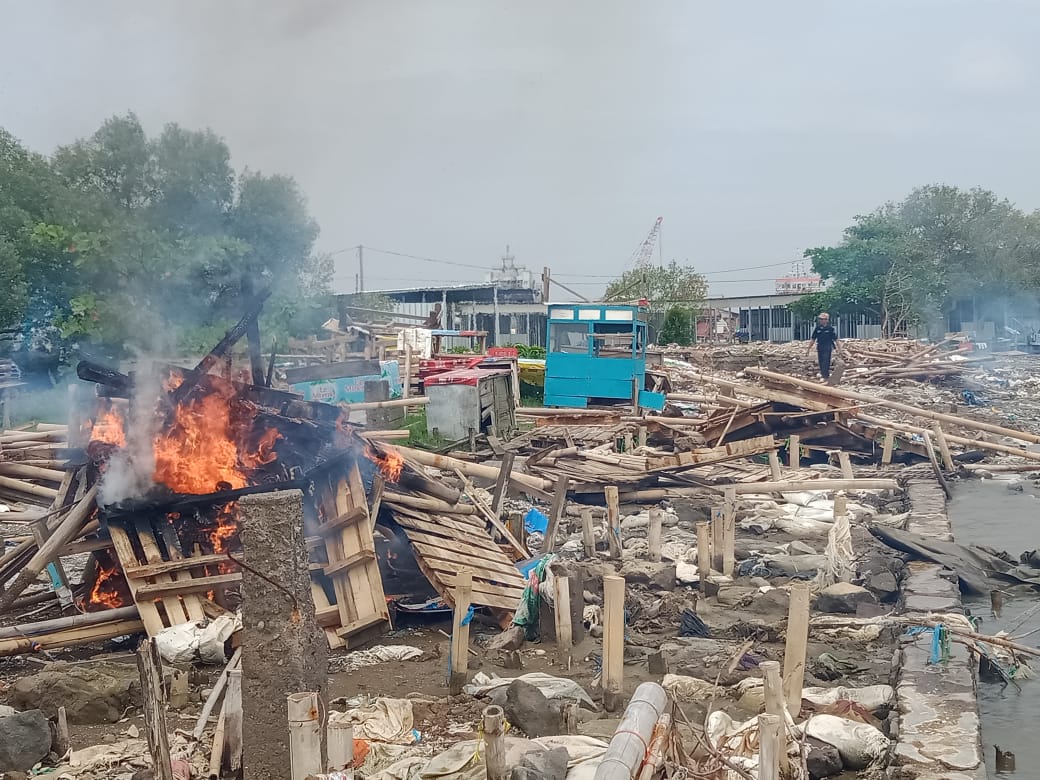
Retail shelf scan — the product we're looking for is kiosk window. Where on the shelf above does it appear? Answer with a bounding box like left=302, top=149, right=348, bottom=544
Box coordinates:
left=550, top=323, right=590, bottom=354
left=592, top=323, right=634, bottom=358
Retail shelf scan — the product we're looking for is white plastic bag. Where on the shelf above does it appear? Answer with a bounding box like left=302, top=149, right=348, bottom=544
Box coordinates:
left=154, top=614, right=239, bottom=665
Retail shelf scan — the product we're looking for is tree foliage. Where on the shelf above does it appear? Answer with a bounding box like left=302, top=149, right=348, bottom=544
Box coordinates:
left=605, top=261, right=707, bottom=316
left=795, top=185, right=1040, bottom=335
left=0, top=115, right=328, bottom=363
left=658, top=306, right=694, bottom=346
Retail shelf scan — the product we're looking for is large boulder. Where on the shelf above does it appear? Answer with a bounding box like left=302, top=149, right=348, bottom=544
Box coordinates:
left=806, top=736, right=843, bottom=779
left=0, top=709, right=51, bottom=772
left=816, top=583, right=878, bottom=615
left=7, top=662, right=140, bottom=724
left=504, top=680, right=562, bottom=738
left=619, top=560, right=676, bottom=591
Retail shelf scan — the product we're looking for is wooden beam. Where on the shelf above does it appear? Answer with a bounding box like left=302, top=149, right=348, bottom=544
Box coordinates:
left=604, top=486, right=622, bottom=559
left=449, top=570, right=473, bottom=695
left=602, top=575, right=625, bottom=713
left=137, top=640, right=174, bottom=780
left=782, top=584, right=810, bottom=716
left=542, top=475, right=569, bottom=554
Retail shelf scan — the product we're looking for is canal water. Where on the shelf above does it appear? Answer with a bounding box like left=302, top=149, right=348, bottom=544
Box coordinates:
left=948, top=478, right=1040, bottom=776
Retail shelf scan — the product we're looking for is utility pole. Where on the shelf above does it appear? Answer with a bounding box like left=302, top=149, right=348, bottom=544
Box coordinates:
left=358, top=245, right=365, bottom=292
left=541, top=267, right=550, bottom=303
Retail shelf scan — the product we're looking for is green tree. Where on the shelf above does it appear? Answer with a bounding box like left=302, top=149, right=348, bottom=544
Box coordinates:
left=797, top=185, right=1040, bottom=336
left=605, top=261, right=707, bottom=317
left=0, top=114, right=328, bottom=362
left=658, top=305, right=694, bottom=345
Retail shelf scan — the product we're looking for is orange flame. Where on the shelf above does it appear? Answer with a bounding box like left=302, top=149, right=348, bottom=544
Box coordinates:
left=366, top=444, right=404, bottom=483
left=88, top=562, right=126, bottom=610
left=208, top=502, right=239, bottom=555
left=241, top=428, right=282, bottom=470
left=153, top=381, right=247, bottom=494
left=87, top=402, right=127, bottom=448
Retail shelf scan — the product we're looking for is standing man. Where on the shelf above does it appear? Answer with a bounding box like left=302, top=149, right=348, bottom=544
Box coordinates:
left=806, top=312, right=840, bottom=381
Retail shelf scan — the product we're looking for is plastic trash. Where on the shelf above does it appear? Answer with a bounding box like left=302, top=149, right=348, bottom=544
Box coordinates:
left=805, top=713, right=889, bottom=769
left=154, top=613, right=239, bottom=665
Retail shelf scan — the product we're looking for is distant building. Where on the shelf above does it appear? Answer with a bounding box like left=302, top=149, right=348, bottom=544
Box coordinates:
left=774, top=260, right=825, bottom=295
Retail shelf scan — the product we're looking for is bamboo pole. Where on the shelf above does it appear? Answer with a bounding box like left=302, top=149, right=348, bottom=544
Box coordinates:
left=340, top=396, right=429, bottom=411
left=192, top=648, right=243, bottom=741
left=327, top=718, right=354, bottom=776
left=768, top=450, right=782, bottom=481
left=0, top=485, right=98, bottom=613
left=382, top=493, right=478, bottom=515
left=0, top=476, right=59, bottom=500
left=393, top=445, right=553, bottom=492
left=722, top=488, right=736, bottom=578
left=288, top=692, right=323, bottom=780
left=745, top=366, right=1040, bottom=445
left=0, top=463, right=66, bottom=482
left=483, top=705, right=508, bottom=780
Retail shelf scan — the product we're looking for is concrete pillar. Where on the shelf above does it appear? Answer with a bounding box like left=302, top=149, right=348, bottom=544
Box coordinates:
left=239, top=489, right=328, bottom=780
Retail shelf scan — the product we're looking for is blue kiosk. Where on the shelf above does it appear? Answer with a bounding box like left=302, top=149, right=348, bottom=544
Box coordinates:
left=543, top=303, right=666, bottom=410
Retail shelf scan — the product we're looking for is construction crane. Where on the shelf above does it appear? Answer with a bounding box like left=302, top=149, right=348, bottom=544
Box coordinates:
left=628, top=216, right=663, bottom=269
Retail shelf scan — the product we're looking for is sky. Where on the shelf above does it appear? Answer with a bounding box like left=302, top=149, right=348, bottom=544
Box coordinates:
left=2, top=0, right=1039, bottom=298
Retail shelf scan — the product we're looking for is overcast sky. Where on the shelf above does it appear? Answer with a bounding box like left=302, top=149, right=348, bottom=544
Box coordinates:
left=2, top=1, right=1038, bottom=297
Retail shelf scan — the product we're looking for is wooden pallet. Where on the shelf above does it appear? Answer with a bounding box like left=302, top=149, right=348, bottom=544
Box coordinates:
left=388, top=502, right=527, bottom=627
left=109, top=518, right=232, bottom=637
left=310, top=463, right=390, bottom=647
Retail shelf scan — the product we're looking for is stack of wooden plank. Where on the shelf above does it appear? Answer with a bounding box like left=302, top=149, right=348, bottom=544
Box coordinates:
left=841, top=338, right=969, bottom=383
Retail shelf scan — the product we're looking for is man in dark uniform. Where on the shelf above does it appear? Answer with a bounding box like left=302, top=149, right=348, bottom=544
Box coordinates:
left=806, top=312, right=840, bottom=380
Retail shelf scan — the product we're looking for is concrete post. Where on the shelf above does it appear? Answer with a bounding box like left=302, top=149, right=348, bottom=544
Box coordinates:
left=239, top=489, right=328, bottom=779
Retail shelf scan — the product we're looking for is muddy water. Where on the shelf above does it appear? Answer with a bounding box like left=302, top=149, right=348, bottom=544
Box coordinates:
left=948, top=479, right=1040, bottom=776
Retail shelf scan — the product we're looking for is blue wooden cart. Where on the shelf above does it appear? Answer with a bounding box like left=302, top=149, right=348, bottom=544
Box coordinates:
left=543, top=303, right=666, bottom=410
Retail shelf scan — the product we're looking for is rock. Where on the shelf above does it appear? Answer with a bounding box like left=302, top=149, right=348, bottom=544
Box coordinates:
left=510, top=746, right=570, bottom=780
left=816, top=583, right=878, bottom=615
left=0, top=709, right=51, bottom=772
left=504, top=680, right=562, bottom=738
left=805, top=736, right=843, bottom=779
left=1008, top=480, right=1024, bottom=492
left=747, top=588, right=790, bottom=616
left=619, top=560, right=676, bottom=591
left=0, top=705, right=17, bottom=717
left=867, top=571, right=899, bottom=601
left=621, top=515, right=649, bottom=531
left=7, top=663, right=140, bottom=724
left=583, top=590, right=602, bottom=606
left=489, top=625, right=526, bottom=653
left=716, top=586, right=756, bottom=606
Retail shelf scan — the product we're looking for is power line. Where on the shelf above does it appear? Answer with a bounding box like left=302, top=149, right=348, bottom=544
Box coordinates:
left=363, top=246, right=493, bottom=271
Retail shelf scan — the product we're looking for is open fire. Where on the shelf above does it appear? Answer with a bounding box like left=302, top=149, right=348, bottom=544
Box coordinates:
left=366, top=443, right=404, bottom=483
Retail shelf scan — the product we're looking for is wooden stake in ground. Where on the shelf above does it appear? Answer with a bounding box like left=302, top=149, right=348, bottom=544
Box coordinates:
left=449, top=569, right=473, bottom=695
left=648, top=507, right=663, bottom=563
left=483, top=705, right=508, bottom=780
left=882, top=429, right=895, bottom=465
left=137, top=639, right=174, bottom=780
left=554, top=574, right=573, bottom=670
left=287, top=692, right=323, bottom=780
left=490, top=452, right=515, bottom=517
left=782, top=584, right=810, bottom=716
left=604, top=486, right=622, bottom=559
left=768, top=449, right=782, bottom=481
left=722, top=487, right=736, bottom=578
left=223, top=667, right=243, bottom=777
left=922, top=431, right=952, bottom=498
left=581, top=509, right=596, bottom=559
left=837, top=451, right=854, bottom=480
left=759, top=660, right=789, bottom=776
left=711, top=505, right=724, bottom=572
left=602, top=575, right=626, bottom=712
left=696, top=522, right=711, bottom=588
left=789, top=434, right=800, bottom=469
left=932, top=423, right=956, bottom=472
left=757, top=713, right=782, bottom=780
left=542, top=475, right=570, bottom=554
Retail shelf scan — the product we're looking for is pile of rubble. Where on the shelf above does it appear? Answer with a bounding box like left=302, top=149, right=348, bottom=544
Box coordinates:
left=2, top=336, right=1038, bottom=779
